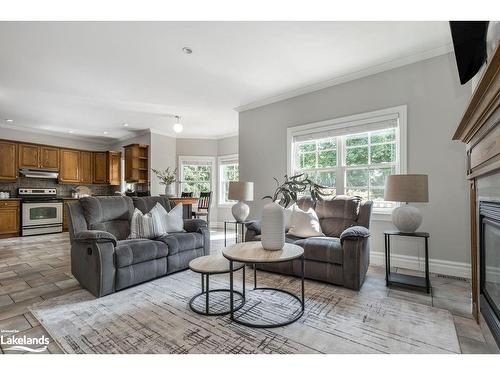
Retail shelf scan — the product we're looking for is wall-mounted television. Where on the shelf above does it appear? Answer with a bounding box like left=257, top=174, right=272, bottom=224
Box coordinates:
left=449, top=21, right=489, bottom=85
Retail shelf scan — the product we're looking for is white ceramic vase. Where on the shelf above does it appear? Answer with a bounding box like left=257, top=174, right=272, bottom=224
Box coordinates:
left=164, top=184, right=176, bottom=198
left=261, top=201, right=285, bottom=251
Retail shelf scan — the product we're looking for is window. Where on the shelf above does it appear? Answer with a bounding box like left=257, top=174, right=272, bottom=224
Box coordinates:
left=179, top=156, right=216, bottom=199
left=288, top=106, right=407, bottom=213
left=218, top=154, right=239, bottom=206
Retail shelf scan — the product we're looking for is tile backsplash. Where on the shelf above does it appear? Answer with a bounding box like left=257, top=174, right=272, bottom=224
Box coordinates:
left=0, top=177, right=119, bottom=197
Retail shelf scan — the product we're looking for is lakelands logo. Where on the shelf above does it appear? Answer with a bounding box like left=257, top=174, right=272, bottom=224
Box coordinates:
left=1, top=329, right=49, bottom=353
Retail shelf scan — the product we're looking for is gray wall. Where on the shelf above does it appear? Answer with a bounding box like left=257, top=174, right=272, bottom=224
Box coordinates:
left=239, top=53, right=472, bottom=275
left=150, top=133, right=176, bottom=196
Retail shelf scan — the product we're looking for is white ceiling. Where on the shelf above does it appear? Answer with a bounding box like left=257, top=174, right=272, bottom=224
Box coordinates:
left=0, top=22, right=453, bottom=142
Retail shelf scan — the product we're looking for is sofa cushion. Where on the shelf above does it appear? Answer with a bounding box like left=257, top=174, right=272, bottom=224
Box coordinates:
left=115, top=238, right=169, bottom=268
left=133, top=196, right=172, bottom=214
left=156, top=232, right=204, bottom=255
left=293, top=236, right=343, bottom=265
left=80, top=196, right=134, bottom=240
left=315, top=196, right=361, bottom=237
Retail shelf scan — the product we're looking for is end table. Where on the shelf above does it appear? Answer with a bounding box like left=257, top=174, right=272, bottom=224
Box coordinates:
left=384, top=230, right=431, bottom=294
left=224, top=220, right=249, bottom=246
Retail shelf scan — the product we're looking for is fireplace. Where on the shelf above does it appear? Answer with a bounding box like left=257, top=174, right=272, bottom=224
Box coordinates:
left=479, top=200, right=500, bottom=346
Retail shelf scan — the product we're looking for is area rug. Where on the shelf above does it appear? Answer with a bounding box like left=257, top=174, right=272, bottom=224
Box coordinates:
left=30, top=270, right=460, bottom=354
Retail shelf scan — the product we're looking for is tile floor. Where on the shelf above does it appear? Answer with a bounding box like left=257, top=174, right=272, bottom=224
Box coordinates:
left=0, top=230, right=498, bottom=354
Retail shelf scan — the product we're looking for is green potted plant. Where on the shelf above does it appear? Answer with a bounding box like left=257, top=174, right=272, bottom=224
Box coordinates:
left=152, top=167, right=178, bottom=197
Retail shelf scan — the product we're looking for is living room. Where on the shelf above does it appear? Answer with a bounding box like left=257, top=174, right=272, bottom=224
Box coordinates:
left=1, top=0, right=499, bottom=372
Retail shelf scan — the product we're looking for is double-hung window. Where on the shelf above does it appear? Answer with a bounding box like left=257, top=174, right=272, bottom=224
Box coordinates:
left=218, top=154, right=239, bottom=206
left=289, top=106, right=407, bottom=213
left=179, top=156, right=216, bottom=199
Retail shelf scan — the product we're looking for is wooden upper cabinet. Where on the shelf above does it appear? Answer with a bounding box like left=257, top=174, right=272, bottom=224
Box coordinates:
left=59, top=149, right=80, bottom=183
left=79, top=151, right=93, bottom=184
left=108, top=152, right=121, bottom=186
left=93, top=152, right=108, bottom=184
left=40, top=146, right=59, bottom=169
left=0, top=141, right=18, bottom=181
left=18, top=143, right=40, bottom=168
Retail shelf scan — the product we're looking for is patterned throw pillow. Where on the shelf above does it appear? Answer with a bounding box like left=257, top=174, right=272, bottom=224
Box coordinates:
left=128, top=204, right=166, bottom=239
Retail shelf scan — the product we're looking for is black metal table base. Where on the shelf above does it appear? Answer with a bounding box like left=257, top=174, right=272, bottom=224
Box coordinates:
left=189, top=269, right=246, bottom=316
left=229, top=257, right=305, bottom=329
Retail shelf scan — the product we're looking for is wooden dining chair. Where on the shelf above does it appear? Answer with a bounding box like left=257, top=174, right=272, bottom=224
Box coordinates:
left=181, top=192, right=193, bottom=197
left=192, top=191, right=212, bottom=227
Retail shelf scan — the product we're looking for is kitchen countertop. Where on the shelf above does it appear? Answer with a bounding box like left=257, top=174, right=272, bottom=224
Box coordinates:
left=0, top=198, right=22, bottom=200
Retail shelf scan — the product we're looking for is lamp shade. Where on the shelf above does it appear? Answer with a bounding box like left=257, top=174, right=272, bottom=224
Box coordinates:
left=384, top=174, right=429, bottom=203
left=228, top=181, right=254, bottom=201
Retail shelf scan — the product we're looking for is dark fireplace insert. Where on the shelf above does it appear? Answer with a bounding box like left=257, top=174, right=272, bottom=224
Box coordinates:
left=479, top=200, right=500, bottom=347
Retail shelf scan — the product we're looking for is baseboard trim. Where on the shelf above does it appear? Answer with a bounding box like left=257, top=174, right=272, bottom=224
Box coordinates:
left=370, top=251, right=471, bottom=279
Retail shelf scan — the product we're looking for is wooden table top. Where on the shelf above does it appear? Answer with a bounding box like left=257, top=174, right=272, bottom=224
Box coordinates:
left=189, top=255, right=244, bottom=274
left=222, top=241, right=304, bottom=263
left=161, top=196, right=199, bottom=205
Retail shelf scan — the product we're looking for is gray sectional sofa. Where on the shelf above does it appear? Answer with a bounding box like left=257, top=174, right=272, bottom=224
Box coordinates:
left=245, top=196, right=372, bottom=290
left=67, top=196, right=209, bottom=297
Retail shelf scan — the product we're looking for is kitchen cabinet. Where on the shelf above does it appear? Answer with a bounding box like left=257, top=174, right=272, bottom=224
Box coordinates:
left=40, top=146, right=59, bottom=169
left=0, top=200, right=20, bottom=238
left=108, top=152, right=121, bottom=186
left=80, top=151, right=93, bottom=184
left=18, top=143, right=40, bottom=168
left=59, top=149, right=80, bottom=183
left=124, top=144, right=148, bottom=184
left=19, top=143, right=59, bottom=169
left=93, top=152, right=108, bottom=184
left=0, top=141, right=18, bottom=181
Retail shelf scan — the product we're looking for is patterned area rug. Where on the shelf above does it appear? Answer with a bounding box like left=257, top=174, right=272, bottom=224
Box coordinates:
left=30, top=269, right=460, bottom=354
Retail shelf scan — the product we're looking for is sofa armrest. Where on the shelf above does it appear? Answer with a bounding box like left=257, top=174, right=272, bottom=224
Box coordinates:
left=245, top=220, right=261, bottom=235
left=74, top=230, right=117, bottom=246
left=340, top=226, right=370, bottom=244
left=184, top=219, right=208, bottom=233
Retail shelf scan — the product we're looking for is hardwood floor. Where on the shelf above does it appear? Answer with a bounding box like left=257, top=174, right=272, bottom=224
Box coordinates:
left=0, top=231, right=498, bottom=354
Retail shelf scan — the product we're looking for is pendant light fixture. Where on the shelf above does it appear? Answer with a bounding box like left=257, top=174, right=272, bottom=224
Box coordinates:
left=173, top=115, right=183, bottom=134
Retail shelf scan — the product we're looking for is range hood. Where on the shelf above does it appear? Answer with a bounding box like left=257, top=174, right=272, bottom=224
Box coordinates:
left=19, top=168, right=59, bottom=179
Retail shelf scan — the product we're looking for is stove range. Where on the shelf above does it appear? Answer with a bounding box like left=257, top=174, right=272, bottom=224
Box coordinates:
left=18, top=188, right=63, bottom=236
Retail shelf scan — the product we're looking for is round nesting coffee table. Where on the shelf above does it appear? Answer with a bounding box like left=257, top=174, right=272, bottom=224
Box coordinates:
left=188, top=255, right=245, bottom=316
left=222, top=241, right=305, bottom=328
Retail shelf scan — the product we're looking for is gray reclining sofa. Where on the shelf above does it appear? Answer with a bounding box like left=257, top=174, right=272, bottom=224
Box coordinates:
left=245, top=196, right=372, bottom=290
left=67, top=196, right=209, bottom=297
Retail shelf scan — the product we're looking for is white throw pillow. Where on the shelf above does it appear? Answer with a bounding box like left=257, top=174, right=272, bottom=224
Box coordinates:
left=157, top=203, right=184, bottom=233
left=287, top=205, right=324, bottom=238
left=128, top=204, right=166, bottom=239
left=284, top=204, right=294, bottom=230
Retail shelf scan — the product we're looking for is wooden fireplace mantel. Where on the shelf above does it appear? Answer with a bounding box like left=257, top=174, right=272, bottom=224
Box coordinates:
left=453, top=43, right=500, bottom=321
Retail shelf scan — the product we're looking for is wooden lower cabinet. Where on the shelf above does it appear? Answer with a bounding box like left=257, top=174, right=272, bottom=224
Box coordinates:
left=0, top=200, right=20, bottom=238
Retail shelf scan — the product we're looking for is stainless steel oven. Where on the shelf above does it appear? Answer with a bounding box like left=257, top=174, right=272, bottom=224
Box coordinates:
left=18, top=188, right=63, bottom=236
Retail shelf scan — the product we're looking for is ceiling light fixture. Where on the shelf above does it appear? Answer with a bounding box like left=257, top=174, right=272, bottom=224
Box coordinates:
left=123, top=123, right=129, bottom=127
left=103, top=131, right=108, bottom=135
left=172, top=116, right=183, bottom=134
left=5, top=119, right=14, bottom=123
left=182, top=47, right=193, bottom=55
left=69, top=130, right=74, bottom=134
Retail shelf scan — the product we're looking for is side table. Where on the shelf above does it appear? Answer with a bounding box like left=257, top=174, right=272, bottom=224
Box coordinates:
left=224, top=220, right=249, bottom=246
left=384, top=230, right=431, bottom=294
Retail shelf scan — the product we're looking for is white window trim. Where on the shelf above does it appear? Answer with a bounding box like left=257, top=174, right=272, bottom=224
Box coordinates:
left=178, top=155, right=216, bottom=206
left=287, top=105, right=407, bottom=219
left=217, top=153, right=239, bottom=208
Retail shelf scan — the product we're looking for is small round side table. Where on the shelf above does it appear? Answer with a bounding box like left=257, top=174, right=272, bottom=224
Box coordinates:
left=188, top=255, right=245, bottom=316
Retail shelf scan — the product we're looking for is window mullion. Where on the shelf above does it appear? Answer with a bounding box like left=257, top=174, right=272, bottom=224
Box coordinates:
left=336, top=137, right=345, bottom=195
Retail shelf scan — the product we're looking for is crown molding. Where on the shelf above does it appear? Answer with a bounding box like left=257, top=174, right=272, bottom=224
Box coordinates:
left=0, top=123, right=111, bottom=145
left=235, top=43, right=454, bottom=112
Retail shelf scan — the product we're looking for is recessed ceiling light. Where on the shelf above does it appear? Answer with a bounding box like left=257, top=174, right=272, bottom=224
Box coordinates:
left=103, top=131, right=108, bottom=135
left=69, top=130, right=74, bottom=134
left=172, top=116, right=183, bottom=134
left=123, top=123, right=129, bottom=127
left=5, top=119, right=14, bottom=123
left=182, top=47, right=193, bottom=55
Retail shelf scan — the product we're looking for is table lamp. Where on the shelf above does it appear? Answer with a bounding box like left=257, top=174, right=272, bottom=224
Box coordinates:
left=384, top=174, right=429, bottom=233
left=228, top=182, right=254, bottom=222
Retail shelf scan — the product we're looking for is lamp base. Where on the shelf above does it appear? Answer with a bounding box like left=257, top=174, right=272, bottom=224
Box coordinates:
left=232, top=201, right=250, bottom=222
left=392, top=205, right=422, bottom=233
